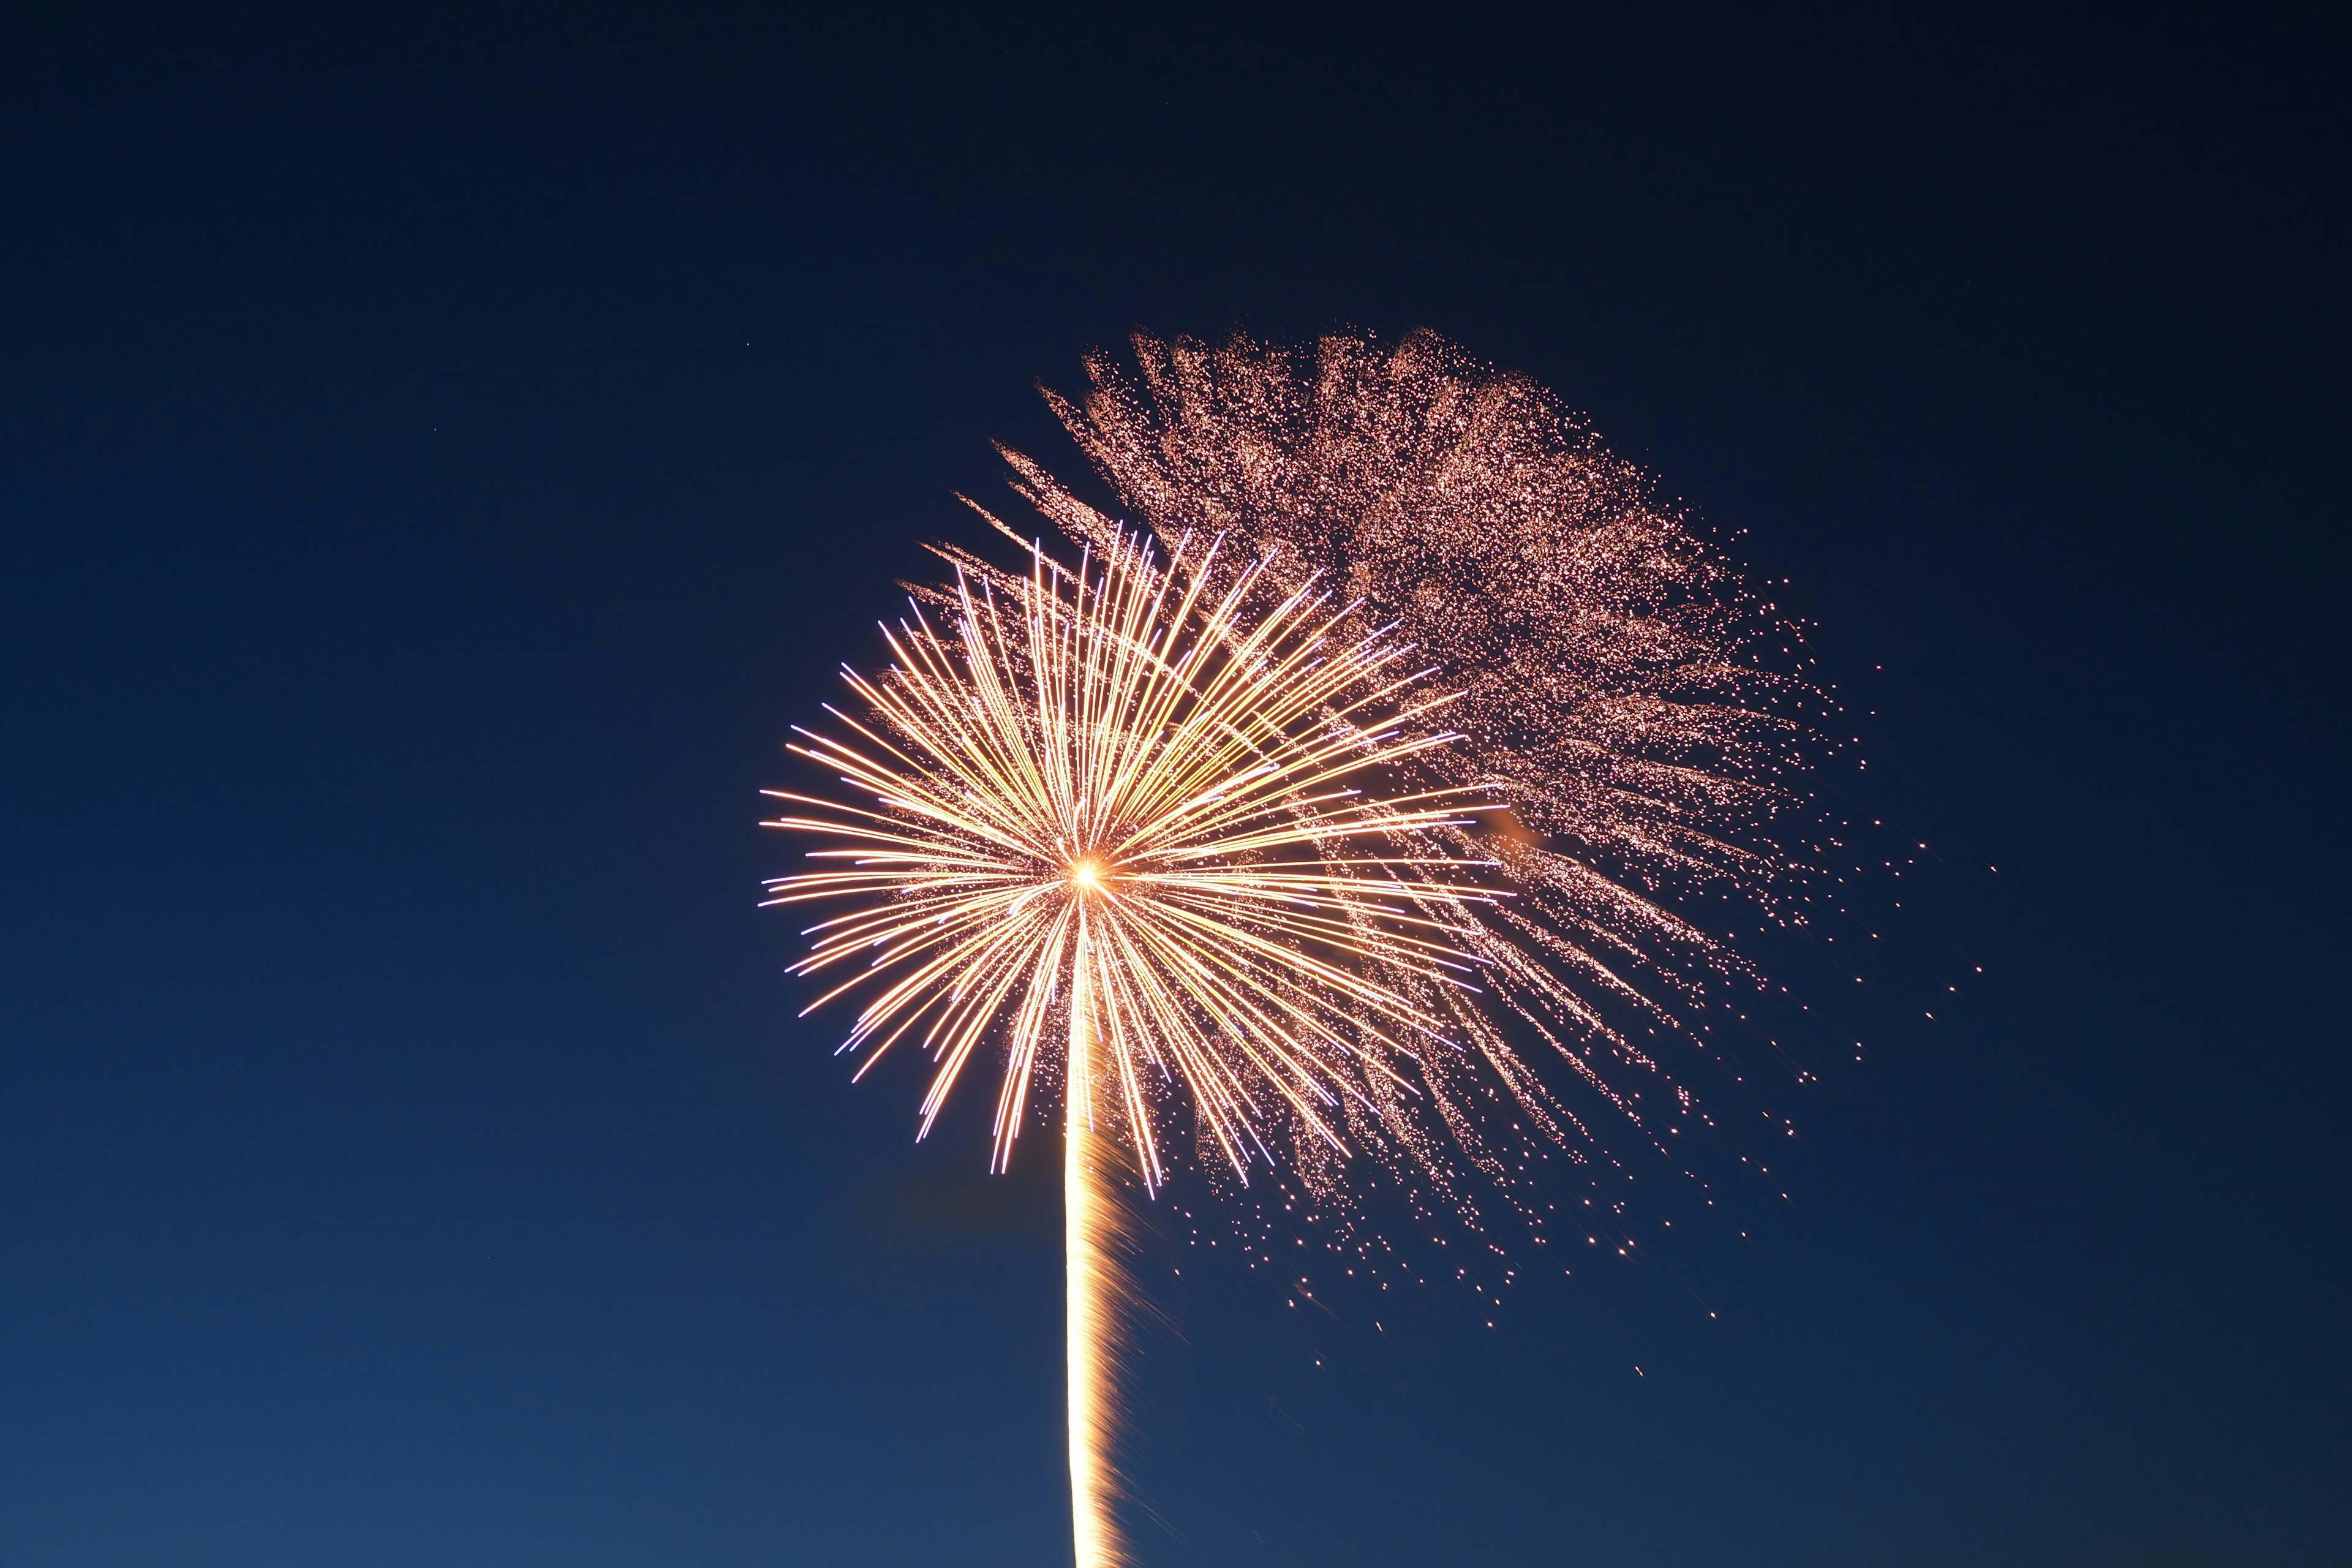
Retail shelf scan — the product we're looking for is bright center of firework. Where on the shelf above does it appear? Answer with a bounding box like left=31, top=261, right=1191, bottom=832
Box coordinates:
left=1069, top=857, right=1103, bottom=891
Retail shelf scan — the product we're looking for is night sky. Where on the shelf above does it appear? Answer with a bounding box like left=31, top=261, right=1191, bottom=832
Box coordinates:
left=2, top=6, right=2346, bottom=1566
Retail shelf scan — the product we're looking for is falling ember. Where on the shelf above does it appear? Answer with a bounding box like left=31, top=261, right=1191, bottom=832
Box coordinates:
left=766, top=331, right=1827, bottom=1566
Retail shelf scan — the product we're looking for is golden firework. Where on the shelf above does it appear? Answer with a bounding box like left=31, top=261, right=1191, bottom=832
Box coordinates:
left=766, top=332, right=1826, bottom=1567
left=765, top=527, right=1506, bottom=1564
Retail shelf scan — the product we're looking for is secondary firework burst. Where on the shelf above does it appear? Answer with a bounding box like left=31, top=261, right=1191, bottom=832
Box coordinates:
left=764, top=330, right=1829, bottom=1567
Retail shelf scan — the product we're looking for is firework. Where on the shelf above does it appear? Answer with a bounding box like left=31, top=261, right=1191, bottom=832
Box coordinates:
left=766, top=332, right=1822, bottom=1566
left=766, top=527, right=1505, bottom=1563
left=1006, top=331, right=1828, bottom=1205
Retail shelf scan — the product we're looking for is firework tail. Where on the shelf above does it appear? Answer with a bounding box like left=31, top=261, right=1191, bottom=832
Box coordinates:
left=1066, top=946, right=1133, bottom=1568
left=1065, top=1133, right=1130, bottom=1567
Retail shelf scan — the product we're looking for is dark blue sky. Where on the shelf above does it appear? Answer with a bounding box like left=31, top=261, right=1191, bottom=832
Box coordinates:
left=1, top=5, right=2345, bottom=1565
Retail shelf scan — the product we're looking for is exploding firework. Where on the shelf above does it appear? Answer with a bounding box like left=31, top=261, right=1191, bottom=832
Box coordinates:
left=764, top=529, right=1504, bottom=1565
left=764, top=331, right=1825, bottom=1566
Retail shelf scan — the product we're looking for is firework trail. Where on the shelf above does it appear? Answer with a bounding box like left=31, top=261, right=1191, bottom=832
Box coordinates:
left=765, top=331, right=1823, bottom=1566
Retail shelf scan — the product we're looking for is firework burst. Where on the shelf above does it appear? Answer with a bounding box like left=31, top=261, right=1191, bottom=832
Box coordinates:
left=766, top=527, right=1509, bottom=1564
left=765, top=331, right=1826, bottom=1566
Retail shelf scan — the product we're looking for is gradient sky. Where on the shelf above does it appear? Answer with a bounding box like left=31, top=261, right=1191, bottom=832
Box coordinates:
left=1, top=6, right=2345, bottom=1566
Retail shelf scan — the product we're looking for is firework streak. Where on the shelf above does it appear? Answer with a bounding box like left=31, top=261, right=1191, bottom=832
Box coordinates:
left=766, top=332, right=1825, bottom=1566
